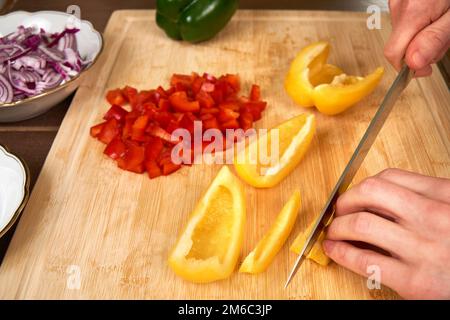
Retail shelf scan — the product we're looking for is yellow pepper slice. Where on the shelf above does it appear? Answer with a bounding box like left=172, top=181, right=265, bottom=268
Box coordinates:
left=290, top=218, right=332, bottom=266
left=168, top=166, right=245, bottom=283
left=285, top=41, right=384, bottom=115
left=234, top=113, right=315, bottom=188
left=239, top=190, right=301, bottom=274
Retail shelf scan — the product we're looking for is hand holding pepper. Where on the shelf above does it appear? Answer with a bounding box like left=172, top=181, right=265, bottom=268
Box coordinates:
left=384, top=0, right=450, bottom=77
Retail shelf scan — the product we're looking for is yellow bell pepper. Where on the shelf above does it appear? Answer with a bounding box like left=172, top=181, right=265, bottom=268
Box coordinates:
left=290, top=224, right=330, bottom=266
left=285, top=41, right=384, bottom=115
left=234, top=113, right=315, bottom=188
left=239, top=190, right=301, bottom=274
left=168, top=166, right=245, bottom=283
left=290, top=212, right=335, bottom=266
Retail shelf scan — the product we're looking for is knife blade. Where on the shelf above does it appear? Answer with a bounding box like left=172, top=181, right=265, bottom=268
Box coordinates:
left=284, top=65, right=414, bottom=288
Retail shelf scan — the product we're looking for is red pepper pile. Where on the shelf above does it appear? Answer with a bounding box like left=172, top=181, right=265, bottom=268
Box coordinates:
left=90, top=73, right=267, bottom=178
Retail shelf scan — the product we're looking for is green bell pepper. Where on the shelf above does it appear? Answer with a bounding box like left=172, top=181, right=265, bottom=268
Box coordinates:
left=156, top=0, right=238, bottom=43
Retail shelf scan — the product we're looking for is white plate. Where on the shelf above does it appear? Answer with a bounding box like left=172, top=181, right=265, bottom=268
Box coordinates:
left=0, top=10, right=104, bottom=122
left=0, top=144, right=30, bottom=238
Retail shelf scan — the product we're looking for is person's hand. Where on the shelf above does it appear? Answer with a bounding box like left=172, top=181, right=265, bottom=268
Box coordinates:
left=322, top=168, right=450, bottom=299
left=384, top=0, right=450, bottom=77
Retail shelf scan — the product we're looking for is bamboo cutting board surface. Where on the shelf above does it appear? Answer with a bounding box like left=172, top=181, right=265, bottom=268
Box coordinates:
left=0, top=10, right=449, bottom=300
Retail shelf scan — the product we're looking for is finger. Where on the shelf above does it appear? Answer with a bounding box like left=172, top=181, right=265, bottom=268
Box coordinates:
left=384, top=4, right=429, bottom=71
left=326, top=212, right=419, bottom=259
left=335, top=176, right=429, bottom=223
left=323, top=240, right=411, bottom=293
left=413, top=65, right=433, bottom=77
left=376, top=168, right=450, bottom=204
left=405, top=10, right=450, bottom=72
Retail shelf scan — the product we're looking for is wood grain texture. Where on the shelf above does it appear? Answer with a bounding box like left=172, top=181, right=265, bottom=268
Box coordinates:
left=0, top=10, right=448, bottom=299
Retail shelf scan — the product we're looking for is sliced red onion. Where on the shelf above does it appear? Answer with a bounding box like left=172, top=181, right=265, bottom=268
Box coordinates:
left=0, top=74, right=13, bottom=103
left=1, top=26, right=87, bottom=103
left=47, top=28, right=80, bottom=48
left=38, top=44, right=64, bottom=62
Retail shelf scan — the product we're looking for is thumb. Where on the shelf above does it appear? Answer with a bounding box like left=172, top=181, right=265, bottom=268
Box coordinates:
left=405, top=10, right=450, bottom=71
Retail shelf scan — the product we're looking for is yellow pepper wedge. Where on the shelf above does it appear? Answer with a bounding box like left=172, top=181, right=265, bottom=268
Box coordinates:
left=290, top=184, right=353, bottom=265
left=239, top=190, right=301, bottom=274
left=234, top=113, right=315, bottom=188
left=290, top=218, right=331, bottom=266
left=168, top=166, right=245, bottom=283
left=285, top=41, right=384, bottom=115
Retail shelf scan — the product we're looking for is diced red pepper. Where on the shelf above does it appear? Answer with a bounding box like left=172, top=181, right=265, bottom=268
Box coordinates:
left=104, top=138, right=126, bottom=160
left=90, top=122, right=104, bottom=138
left=221, top=119, right=240, bottom=130
left=147, top=125, right=173, bottom=143
left=122, top=86, right=138, bottom=107
left=103, top=104, right=128, bottom=122
left=162, top=162, right=181, bottom=175
left=196, top=90, right=215, bottom=109
left=239, top=112, right=253, bottom=131
left=145, top=137, right=164, bottom=161
left=92, top=72, right=267, bottom=178
left=136, top=90, right=154, bottom=106
left=131, top=114, right=150, bottom=142
left=153, top=111, right=174, bottom=128
left=210, top=87, right=224, bottom=104
left=241, top=101, right=266, bottom=121
left=222, top=74, right=240, bottom=92
left=203, top=116, right=220, bottom=130
left=200, top=113, right=214, bottom=121
left=98, top=118, right=120, bottom=144
left=158, top=98, right=171, bottom=111
left=170, top=74, right=192, bottom=89
left=199, top=107, right=219, bottom=115
left=250, top=84, right=261, bottom=101
left=191, top=76, right=205, bottom=94
left=200, top=82, right=215, bottom=93
left=106, top=89, right=125, bottom=106
left=202, top=73, right=217, bottom=82
left=145, top=159, right=162, bottom=178
left=179, top=113, right=195, bottom=134
left=169, top=91, right=200, bottom=112
left=117, top=143, right=145, bottom=173
left=219, top=101, right=240, bottom=111
left=218, top=108, right=239, bottom=123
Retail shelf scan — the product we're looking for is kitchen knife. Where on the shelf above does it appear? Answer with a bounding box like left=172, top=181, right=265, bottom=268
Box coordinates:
left=284, top=65, right=415, bottom=288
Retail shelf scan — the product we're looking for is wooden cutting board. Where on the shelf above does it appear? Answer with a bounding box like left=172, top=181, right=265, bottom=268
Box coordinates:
left=0, top=10, right=449, bottom=300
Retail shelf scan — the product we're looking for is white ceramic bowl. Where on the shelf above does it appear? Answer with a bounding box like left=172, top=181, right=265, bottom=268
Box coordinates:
left=0, top=10, right=103, bottom=122
left=0, top=144, right=30, bottom=238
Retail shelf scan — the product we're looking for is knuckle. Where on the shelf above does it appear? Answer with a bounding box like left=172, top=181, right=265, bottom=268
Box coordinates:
left=377, top=168, right=398, bottom=179
left=355, top=252, right=371, bottom=274
left=350, top=212, right=373, bottom=236
left=383, top=45, right=396, bottom=60
left=358, top=177, right=382, bottom=197
left=422, top=28, right=448, bottom=50
left=333, top=242, right=349, bottom=262
left=335, top=195, right=346, bottom=214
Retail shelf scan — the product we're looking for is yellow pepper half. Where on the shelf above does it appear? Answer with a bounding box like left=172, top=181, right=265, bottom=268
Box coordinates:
left=239, top=190, right=301, bottom=274
left=285, top=41, right=384, bottom=115
left=168, top=166, right=245, bottom=283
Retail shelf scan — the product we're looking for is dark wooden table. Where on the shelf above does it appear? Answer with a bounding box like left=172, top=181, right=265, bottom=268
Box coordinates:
left=0, top=0, right=445, bottom=263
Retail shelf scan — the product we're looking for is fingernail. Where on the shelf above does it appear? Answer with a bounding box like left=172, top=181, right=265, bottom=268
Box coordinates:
left=322, top=240, right=335, bottom=253
left=412, top=51, right=427, bottom=68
